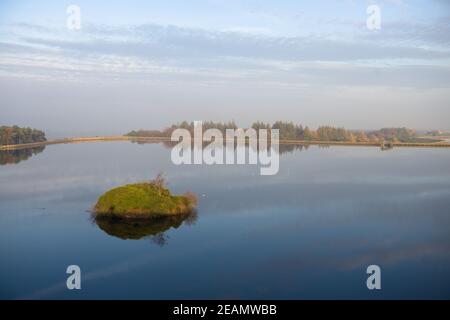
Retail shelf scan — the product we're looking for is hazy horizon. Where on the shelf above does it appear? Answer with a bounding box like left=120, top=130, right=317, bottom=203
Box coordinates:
left=1, top=0, right=450, bottom=137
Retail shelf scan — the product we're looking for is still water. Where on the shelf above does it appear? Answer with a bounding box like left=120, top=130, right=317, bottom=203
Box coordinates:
left=0, top=141, right=449, bottom=299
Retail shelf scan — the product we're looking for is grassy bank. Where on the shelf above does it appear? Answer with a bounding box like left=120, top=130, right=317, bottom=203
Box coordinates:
left=1, top=135, right=449, bottom=151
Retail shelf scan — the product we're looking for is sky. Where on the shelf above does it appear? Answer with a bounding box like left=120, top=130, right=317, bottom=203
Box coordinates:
left=0, top=0, right=449, bottom=137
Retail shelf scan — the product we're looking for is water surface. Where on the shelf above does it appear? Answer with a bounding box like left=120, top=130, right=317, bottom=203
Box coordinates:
left=0, top=142, right=449, bottom=299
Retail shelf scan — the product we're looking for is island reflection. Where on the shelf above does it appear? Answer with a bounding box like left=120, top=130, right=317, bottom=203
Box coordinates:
left=0, top=146, right=45, bottom=165
left=94, top=212, right=198, bottom=246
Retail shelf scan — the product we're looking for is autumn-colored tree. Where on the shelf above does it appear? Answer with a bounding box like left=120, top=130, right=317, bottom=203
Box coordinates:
left=0, top=126, right=46, bottom=145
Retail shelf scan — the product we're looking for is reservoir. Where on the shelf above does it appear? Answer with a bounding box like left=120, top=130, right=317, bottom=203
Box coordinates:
left=0, top=141, right=449, bottom=299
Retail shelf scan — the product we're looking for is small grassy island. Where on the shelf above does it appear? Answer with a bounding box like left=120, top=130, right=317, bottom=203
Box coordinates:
left=93, top=175, right=197, bottom=219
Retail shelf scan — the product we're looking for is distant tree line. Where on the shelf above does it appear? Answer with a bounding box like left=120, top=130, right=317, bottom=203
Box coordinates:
left=366, top=127, right=416, bottom=143
left=126, top=121, right=239, bottom=139
left=125, top=121, right=418, bottom=143
left=0, top=126, right=47, bottom=145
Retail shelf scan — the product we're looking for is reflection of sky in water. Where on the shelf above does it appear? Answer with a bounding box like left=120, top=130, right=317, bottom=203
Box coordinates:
left=0, top=142, right=449, bottom=299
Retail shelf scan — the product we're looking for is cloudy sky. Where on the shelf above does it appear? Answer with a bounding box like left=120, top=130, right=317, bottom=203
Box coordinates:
left=0, top=0, right=449, bottom=137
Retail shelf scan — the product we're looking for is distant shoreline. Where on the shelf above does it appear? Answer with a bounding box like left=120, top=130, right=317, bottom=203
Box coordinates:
left=1, top=135, right=450, bottom=151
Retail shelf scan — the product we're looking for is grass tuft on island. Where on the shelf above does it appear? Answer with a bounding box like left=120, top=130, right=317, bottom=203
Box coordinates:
left=93, top=174, right=197, bottom=219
